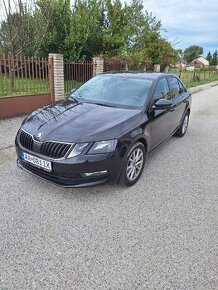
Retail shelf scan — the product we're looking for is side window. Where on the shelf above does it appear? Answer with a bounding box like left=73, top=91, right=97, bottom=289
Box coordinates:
left=153, top=77, right=170, bottom=103
left=178, top=80, right=187, bottom=94
left=167, top=76, right=181, bottom=98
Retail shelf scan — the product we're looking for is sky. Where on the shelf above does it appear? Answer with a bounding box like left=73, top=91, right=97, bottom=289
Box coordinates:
left=143, top=0, right=218, bottom=56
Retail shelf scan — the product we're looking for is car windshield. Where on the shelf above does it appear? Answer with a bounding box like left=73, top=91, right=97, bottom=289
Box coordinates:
left=69, top=75, right=153, bottom=109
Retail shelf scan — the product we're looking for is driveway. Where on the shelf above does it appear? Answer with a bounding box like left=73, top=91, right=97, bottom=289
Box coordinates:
left=0, top=86, right=218, bottom=290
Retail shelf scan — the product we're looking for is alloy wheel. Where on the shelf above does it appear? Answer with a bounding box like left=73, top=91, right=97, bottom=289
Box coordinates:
left=126, top=148, right=144, bottom=181
left=182, top=114, right=189, bottom=135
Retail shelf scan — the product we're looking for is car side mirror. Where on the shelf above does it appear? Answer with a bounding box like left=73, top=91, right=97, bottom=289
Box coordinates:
left=152, top=99, right=174, bottom=110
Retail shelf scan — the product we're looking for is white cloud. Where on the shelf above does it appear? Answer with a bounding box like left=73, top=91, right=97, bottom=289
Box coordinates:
left=143, top=0, right=218, bottom=53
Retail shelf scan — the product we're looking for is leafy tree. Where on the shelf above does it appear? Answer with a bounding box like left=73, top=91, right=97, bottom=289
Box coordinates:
left=63, top=0, right=165, bottom=62
left=144, top=35, right=178, bottom=69
left=210, top=50, right=218, bottom=65
left=184, top=45, right=203, bottom=63
left=0, top=0, right=177, bottom=68
left=36, top=0, right=72, bottom=57
left=0, top=0, right=54, bottom=91
left=206, top=51, right=212, bottom=63
left=101, top=0, right=126, bottom=56
left=128, top=10, right=177, bottom=69
left=177, top=49, right=184, bottom=59
left=0, top=0, right=53, bottom=56
left=65, top=0, right=104, bottom=60
left=122, top=4, right=163, bottom=65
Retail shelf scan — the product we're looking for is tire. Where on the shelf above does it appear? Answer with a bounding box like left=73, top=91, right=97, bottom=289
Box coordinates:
left=174, top=111, right=190, bottom=137
left=120, top=142, right=146, bottom=186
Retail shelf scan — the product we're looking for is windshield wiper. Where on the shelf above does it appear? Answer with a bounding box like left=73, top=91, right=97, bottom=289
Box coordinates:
left=69, top=95, right=80, bottom=104
left=93, top=102, right=117, bottom=108
left=69, top=92, right=85, bottom=104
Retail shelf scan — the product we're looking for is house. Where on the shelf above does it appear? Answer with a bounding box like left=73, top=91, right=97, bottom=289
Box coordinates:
left=175, top=59, right=187, bottom=69
left=189, top=57, right=209, bottom=68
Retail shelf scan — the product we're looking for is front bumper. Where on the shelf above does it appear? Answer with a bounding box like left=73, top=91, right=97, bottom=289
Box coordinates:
left=16, top=145, right=124, bottom=188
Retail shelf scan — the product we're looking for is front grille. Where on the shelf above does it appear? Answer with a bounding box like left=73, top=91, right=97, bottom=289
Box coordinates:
left=40, top=142, right=71, bottom=159
left=19, top=130, right=72, bottom=159
left=19, top=130, right=33, bottom=150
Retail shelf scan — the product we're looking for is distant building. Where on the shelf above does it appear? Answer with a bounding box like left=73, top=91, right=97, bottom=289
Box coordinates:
left=189, top=57, right=209, bottom=68
left=174, top=59, right=187, bottom=69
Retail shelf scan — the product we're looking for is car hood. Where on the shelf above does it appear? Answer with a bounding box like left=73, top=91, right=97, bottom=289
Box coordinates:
left=22, top=100, right=142, bottom=143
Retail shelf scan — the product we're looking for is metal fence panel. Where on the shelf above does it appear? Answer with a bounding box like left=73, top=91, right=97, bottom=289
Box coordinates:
left=64, top=61, right=93, bottom=94
left=0, top=54, right=50, bottom=98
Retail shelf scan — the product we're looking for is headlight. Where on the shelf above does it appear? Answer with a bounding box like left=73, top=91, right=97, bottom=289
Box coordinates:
left=67, top=143, right=89, bottom=158
left=88, top=139, right=117, bottom=154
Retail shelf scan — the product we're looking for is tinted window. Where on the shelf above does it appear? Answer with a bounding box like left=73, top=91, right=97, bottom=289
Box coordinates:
left=178, top=80, right=186, bottom=93
left=70, top=75, right=153, bottom=109
left=153, top=77, right=170, bottom=102
left=168, top=76, right=181, bottom=98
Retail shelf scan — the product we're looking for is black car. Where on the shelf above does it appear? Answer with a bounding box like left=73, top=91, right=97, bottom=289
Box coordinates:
left=15, top=72, right=191, bottom=187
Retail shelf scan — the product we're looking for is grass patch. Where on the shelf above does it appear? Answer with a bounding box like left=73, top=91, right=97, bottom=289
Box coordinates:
left=183, top=76, right=218, bottom=88
left=0, top=76, right=83, bottom=97
left=0, top=76, right=49, bottom=98
left=169, top=69, right=218, bottom=88
left=64, top=80, right=83, bottom=94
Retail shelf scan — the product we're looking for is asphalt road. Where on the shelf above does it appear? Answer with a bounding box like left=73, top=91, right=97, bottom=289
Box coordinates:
left=0, top=86, right=218, bottom=290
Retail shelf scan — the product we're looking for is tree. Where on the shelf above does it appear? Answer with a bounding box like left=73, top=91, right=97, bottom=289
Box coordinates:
left=128, top=8, right=177, bottom=69
left=177, top=49, right=184, bottom=59
left=210, top=50, right=218, bottom=66
left=143, top=36, right=178, bottom=69
left=0, top=0, right=177, bottom=68
left=183, top=45, right=203, bottom=63
left=65, top=0, right=103, bottom=60
left=63, top=0, right=165, bottom=62
left=36, top=0, right=72, bottom=57
left=206, top=51, right=212, bottom=63
left=0, top=0, right=53, bottom=56
left=101, top=0, right=129, bottom=56
left=0, top=0, right=54, bottom=92
left=126, top=6, right=162, bottom=60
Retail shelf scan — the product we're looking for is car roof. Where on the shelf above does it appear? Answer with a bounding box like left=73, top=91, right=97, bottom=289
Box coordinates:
left=101, top=71, right=175, bottom=80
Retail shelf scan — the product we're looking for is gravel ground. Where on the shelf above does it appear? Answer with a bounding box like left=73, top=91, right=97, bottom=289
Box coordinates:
left=0, top=86, right=218, bottom=290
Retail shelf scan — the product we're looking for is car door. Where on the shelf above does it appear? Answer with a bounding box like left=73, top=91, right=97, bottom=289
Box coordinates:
left=167, top=76, right=188, bottom=129
left=149, top=77, right=175, bottom=150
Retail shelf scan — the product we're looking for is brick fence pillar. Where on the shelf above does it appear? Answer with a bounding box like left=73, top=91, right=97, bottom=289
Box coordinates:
left=93, top=57, right=104, bottom=76
left=49, top=53, right=64, bottom=101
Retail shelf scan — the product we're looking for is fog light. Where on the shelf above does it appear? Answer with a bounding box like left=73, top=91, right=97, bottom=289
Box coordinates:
left=82, top=170, right=108, bottom=177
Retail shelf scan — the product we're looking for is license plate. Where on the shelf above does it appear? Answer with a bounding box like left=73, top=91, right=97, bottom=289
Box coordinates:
left=22, top=152, right=52, bottom=172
